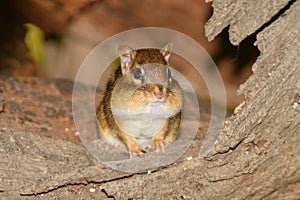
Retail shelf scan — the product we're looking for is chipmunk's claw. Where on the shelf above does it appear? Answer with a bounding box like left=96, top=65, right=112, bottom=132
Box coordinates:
left=128, top=144, right=149, bottom=158
left=129, top=148, right=148, bottom=158
left=151, top=137, right=167, bottom=152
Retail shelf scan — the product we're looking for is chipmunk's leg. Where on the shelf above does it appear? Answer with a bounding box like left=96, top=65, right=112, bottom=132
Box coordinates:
left=121, top=132, right=147, bottom=157
left=113, top=124, right=147, bottom=158
left=151, top=119, right=170, bottom=151
left=165, top=112, right=181, bottom=143
left=151, top=112, right=181, bottom=151
left=97, top=103, right=113, bottom=139
left=97, top=103, right=144, bottom=157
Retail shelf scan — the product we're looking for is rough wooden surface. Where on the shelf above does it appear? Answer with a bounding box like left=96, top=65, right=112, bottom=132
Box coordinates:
left=1, top=0, right=300, bottom=199
left=205, top=0, right=291, bottom=45
left=0, top=128, right=128, bottom=199
left=207, top=0, right=300, bottom=157
left=0, top=77, right=211, bottom=199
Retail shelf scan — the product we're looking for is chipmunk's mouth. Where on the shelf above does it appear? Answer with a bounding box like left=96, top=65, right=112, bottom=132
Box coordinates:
left=148, top=98, right=166, bottom=106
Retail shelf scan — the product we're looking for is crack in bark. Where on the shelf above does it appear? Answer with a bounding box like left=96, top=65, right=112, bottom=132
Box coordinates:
left=252, top=0, right=297, bottom=36
left=100, top=188, right=116, bottom=199
left=18, top=173, right=136, bottom=197
left=19, top=182, right=87, bottom=197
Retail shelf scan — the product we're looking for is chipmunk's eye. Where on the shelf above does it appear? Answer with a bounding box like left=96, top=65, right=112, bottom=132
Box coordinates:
left=132, top=68, right=143, bottom=80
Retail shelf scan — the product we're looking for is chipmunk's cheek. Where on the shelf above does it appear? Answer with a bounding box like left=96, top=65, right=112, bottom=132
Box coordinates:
left=165, top=92, right=182, bottom=108
left=127, top=89, right=151, bottom=111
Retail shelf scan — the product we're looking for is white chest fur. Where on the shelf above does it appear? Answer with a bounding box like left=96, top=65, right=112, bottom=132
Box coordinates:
left=112, top=104, right=169, bottom=146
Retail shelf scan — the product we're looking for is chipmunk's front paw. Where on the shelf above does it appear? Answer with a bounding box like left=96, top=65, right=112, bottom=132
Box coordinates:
left=128, top=143, right=147, bottom=158
left=151, top=136, right=167, bottom=151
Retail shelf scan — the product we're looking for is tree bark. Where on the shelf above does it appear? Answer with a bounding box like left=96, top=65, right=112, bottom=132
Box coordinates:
left=1, top=0, right=300, bottom=199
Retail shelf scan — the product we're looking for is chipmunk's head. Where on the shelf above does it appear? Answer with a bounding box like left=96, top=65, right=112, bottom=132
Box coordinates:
left=118, top=44, right=175, bottom=106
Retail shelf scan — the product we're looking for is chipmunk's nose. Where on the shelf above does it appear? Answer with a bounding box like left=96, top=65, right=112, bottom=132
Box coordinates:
left=154, top=85, right=166, bottom=100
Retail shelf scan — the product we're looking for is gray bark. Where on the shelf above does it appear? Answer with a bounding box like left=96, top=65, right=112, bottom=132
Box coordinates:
left=1, top=0, right=300, bottom=199
left=205, top=0, right=291, bottom=45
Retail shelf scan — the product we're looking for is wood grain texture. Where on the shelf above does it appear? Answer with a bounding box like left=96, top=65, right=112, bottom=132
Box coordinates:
left=0, top=128, right=129, bottom=198
left=208, top=0, right=300, bottom=157
left=1, top=0, right=300, bottom=198
left=205, top=0, right=291, bottom=45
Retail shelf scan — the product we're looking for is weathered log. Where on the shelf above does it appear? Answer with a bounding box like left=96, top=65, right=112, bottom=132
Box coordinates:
left=1, top=0, right=300, bottom=199
left=205, top=0, right=292, bottom=45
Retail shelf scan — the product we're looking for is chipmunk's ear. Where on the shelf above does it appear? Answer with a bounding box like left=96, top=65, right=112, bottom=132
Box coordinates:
left=160, top=43, right=173, bottom=62
left=118, top=45, right=136, bottom=74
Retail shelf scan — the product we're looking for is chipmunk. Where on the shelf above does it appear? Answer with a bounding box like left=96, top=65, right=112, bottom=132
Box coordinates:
left=96, top=44, right=183, bottom=156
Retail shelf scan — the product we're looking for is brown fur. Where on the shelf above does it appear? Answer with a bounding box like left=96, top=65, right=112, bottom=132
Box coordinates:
left=96, top=48, right=182, bottom=156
